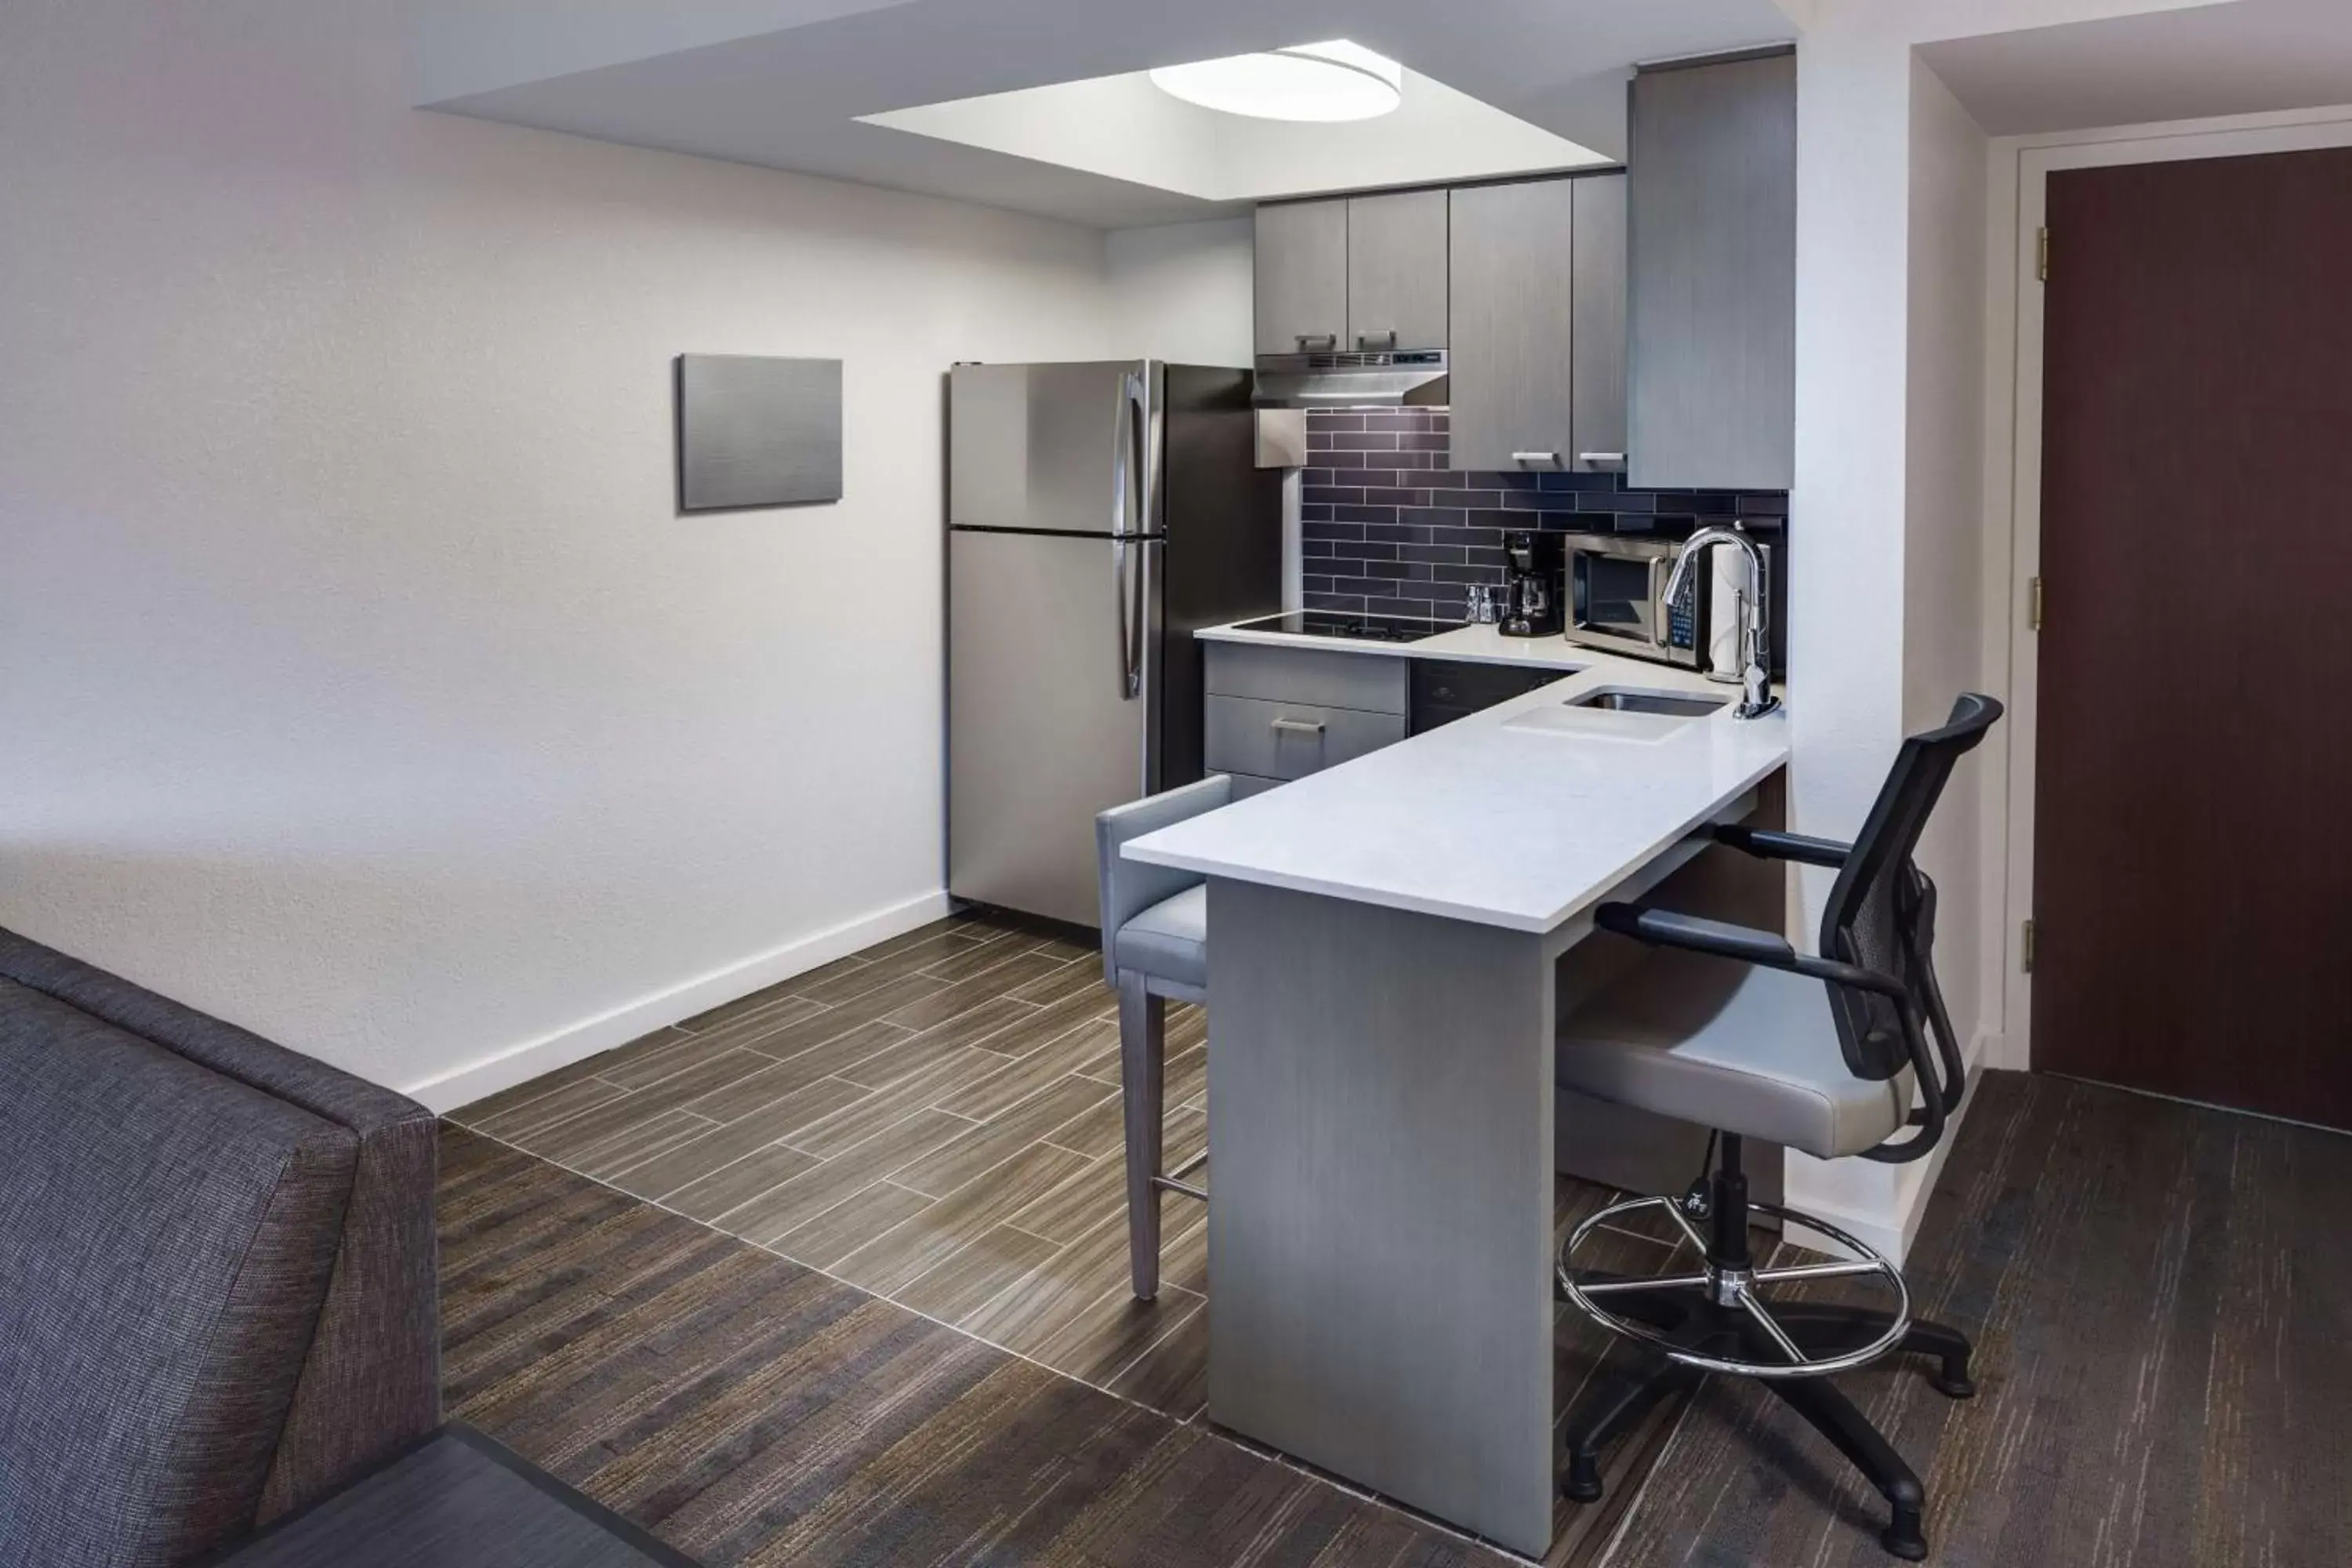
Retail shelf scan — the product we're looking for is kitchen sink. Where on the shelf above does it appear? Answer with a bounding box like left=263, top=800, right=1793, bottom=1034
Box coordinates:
left=1563, top=688, right=1729, bottom=718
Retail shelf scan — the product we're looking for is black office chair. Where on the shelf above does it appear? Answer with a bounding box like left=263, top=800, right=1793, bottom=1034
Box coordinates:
left=1551, top=693, right=2002, bottom=1560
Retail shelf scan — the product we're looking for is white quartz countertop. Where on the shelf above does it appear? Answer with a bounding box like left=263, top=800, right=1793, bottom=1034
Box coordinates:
left=1196, top=617, right=1595, bottom=670
left=1125, top=640, right=1791, bottom=934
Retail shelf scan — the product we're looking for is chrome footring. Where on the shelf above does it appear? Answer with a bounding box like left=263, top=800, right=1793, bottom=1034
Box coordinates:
left=1557, top=1196, right=1911, bottom=1378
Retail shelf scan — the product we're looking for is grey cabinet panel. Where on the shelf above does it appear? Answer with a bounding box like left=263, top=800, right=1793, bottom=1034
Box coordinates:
left=1226, top=771, right=1286, bottom=800
left=1255, top=200, right=1349, bottom=355
left=1347, top=190, right=1449, bottom=351
left=1628, top=51, right=1796, bottom=491
left=1570, top=174, right=1629, bottom=471
left=1203, top=641, right=1408, bottom=714
left=1446, top=180, right=1575, bottom=474
left=1206, top=695, right=1405, bottom=781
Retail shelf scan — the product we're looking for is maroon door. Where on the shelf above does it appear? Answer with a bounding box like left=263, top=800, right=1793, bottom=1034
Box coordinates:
left=2034, top=147, right=2352, bottom=1130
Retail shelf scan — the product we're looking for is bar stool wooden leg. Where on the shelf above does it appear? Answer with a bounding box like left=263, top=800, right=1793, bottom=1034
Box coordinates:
left=1117, top=971, right=1167, bottom=1300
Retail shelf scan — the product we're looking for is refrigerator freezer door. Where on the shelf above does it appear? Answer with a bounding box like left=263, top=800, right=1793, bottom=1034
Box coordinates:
left=949, top=528, right=1160, bottom=927
left=950, top=361, right=1159, bottom=536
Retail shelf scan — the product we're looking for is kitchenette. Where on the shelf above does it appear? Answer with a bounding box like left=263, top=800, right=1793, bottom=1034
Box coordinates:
left=942, top=43, right=1808, bottom=1560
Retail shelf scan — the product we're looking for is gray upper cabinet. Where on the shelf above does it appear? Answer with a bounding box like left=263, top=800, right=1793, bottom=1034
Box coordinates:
left=1446, top=180, right=1573, bottom=473
left=1255, top=199, right=1349, bottom=356
left=1346, top=189, right=1448, bottom=352
left=1628, top=49, right=1796, bottom=491
left=1446, top=173, right=1628, bottom=475
left=1570, top=173, right=1628, bottom=471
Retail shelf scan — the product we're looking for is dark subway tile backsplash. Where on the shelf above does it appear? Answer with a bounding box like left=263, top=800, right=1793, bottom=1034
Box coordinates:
left=1298, top=408, right=1788, bottom=618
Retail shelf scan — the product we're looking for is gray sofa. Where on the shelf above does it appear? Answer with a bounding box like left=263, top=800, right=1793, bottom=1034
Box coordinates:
left=0, top=927, right=441, bottom=1567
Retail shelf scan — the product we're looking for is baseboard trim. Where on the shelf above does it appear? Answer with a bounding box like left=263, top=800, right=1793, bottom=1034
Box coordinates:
left=405, top=889, right=953, bottom=1113
left=1783, top=1029, right=1994, bottom=1266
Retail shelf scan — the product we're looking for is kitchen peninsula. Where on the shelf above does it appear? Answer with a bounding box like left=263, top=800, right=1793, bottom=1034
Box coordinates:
left=1123, top=635, right=1791, bottom=1556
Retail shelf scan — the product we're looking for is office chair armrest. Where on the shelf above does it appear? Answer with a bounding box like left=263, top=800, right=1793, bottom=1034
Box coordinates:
left=1594, top=904, right=1795, bottom=965
left=1593, top=904, right=1911, bottom=1000
left=1706, top=824, right=1853, bottom=869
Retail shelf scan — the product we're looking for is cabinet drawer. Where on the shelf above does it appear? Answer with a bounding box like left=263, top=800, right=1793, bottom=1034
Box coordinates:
left=1204, top=641, right=1408, bottom=714
left=1206, top=695, right=1405, bottom=781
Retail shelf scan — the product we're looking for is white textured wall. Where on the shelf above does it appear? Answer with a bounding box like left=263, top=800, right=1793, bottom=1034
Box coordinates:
left=0, top=0, right=1112, bottom=1107
left=1901, top=56, right=1991, bottom=1047
left=1780, top=2, right=2199, bottom=1258
left=1104, top=218, right=1256, bottom=366
left=1788, top=27, right=1917, bottom=911
left=1780, top=13, right=2009, bottom=1258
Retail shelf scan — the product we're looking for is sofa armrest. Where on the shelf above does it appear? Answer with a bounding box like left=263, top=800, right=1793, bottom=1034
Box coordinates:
left=0, top=929, right=440, bottom=1522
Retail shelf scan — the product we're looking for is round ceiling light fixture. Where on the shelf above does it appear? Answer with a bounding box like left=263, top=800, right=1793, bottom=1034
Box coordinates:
left=1149, top=40, right=1403, bottom=123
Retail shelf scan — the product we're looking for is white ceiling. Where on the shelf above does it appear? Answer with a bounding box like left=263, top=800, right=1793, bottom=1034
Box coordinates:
left=862, top=67, right=1608, bottom=205
left=1920, top=0, right=2352, bottom=134
left=409, top=0, right=1802, bottom=227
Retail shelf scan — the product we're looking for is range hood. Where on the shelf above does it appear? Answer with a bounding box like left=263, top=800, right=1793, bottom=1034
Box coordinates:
left=1251, top=348, right=1449, bottom=408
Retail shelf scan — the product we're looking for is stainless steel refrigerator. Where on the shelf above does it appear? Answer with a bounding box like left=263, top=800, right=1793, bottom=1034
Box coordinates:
left=948, top=361, right=1280, bottom=928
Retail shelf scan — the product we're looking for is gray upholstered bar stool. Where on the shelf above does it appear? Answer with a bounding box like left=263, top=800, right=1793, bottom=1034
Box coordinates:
left=1094, top=775, right=1227, bottom=1299
left=1552, top=694, right=2002, bottom=1561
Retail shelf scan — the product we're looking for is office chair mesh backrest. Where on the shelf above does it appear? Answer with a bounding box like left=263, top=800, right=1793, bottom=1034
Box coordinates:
left=1816, top=694, right=2004, bottom=1084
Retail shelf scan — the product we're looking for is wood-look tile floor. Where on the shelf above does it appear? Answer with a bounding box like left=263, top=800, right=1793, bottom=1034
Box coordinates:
left=449, top=914, right=2352, bottom=1567
left=448, top=908, right=1719, bottom=1564
left=441, top=1124, right=1513, bottom=1568
left=448, top=912, right=1225, bottom=1416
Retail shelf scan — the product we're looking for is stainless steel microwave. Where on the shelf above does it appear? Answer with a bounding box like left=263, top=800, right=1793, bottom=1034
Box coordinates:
left=1562, top=533, right=1707, bottom=669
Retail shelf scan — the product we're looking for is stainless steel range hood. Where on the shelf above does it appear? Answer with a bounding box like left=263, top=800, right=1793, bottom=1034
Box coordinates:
left=1251, top=349, right=1449, bottom=408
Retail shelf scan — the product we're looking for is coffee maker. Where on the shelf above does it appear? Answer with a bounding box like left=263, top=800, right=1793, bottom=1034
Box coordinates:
left=1499, top=530, right=1563, bottom=637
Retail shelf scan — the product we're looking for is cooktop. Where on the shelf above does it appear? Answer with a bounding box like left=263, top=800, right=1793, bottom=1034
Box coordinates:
left=1232, top=612, right=1465, bottom=644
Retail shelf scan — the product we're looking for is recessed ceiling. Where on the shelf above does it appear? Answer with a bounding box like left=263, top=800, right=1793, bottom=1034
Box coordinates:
left=408, top=0, right=1802, bottom=227
left=860, top=60, right=1607, bottom=205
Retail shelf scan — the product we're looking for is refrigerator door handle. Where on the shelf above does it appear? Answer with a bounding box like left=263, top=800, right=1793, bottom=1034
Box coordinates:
left=1124, top=540, right=1152, bottom=700
left=1134, top=533, right=1152, bottom=710
left=1113, top=368, right=1149, bottom=701
left=1120, top=368, right=1147, bottom=536
left=1111, top=370, right=1134, bottom=538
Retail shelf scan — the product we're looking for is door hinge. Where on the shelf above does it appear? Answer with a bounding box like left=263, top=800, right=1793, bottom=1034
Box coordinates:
left=2021, top=919, right=2037, bottom=974
left=2027, top=576, right=2045, bottom=631
left=2036, top=227, right=2050, bottom=282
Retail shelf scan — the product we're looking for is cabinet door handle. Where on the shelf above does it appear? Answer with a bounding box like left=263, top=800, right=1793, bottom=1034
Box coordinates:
left=1294, top=333, right=1338, bottom=351
left=1270, top=717, right=1327, bottom=735
left=1511, top=451, right=1559, bottom=465
left=1577, top=451, right=1627, bottom=465
left=1356, top=329, right=1398, bottom=350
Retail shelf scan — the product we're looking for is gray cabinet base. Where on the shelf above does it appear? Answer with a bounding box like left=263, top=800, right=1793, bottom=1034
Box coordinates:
left=1201, top=777, right=1783, bottom=1557
left=1208, top=880, right=1560, bottom=1555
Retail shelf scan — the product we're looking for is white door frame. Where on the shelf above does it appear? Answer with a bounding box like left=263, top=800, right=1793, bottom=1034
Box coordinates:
left=1980, top=103, right=2352, bottom=1072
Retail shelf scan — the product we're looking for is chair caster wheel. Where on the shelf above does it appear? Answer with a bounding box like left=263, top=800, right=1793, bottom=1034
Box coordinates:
left=1932, top=1370, right=1975, bottom=1400
left=1561, top=1454, right=1602, bottom=1503
left=1882, top=1510, right=1929, bottom=1560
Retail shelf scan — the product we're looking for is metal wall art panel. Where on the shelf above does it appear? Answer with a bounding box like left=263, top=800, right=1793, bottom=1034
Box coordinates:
left=677, top=354, right=843, bottom=510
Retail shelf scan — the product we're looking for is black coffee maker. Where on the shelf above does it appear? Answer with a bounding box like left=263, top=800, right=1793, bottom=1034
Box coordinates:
left=1499, top=530, right=1563, bottom=637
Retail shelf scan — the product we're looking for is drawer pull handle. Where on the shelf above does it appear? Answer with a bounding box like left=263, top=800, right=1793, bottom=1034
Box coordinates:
left=1270, top=717, right=1327, bottom=736
left=1510, top=451, right=1559, bottom=465
left=1577, top=451, right=1627, bottom=465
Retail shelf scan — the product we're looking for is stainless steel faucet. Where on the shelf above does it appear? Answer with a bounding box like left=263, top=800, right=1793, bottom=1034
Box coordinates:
left=1661, top=523, right=1780, bottom=720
